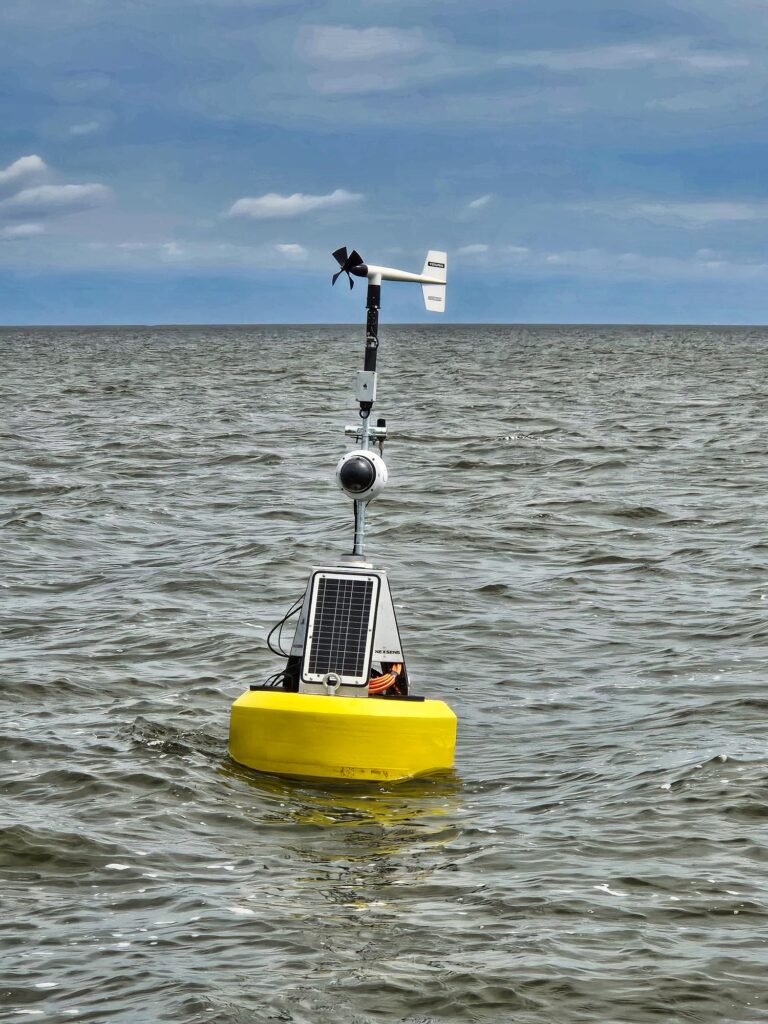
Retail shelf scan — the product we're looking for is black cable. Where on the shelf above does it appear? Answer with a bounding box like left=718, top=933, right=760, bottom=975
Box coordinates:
left=266, top=593, right=304, bottom=658
left=267, top=609, right=300, bottom=658
left=276, top=600, right=300, bottom=656
left=262, top=669, right=286, bottom=689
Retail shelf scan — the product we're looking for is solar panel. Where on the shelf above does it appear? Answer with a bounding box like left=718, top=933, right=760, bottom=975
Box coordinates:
left=302, top=572, right=379, bottom=686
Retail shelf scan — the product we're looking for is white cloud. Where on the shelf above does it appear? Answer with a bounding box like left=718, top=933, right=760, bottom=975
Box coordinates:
left=227, top=188, right=362, bottom=219
left=501, top=41, right=750, bottom=73
left=275, top=243, right=308, bottom=259
left=630, top=201, right=767, bottom=225
left=457, top=242, right=527, bottom=259
left=492, top=244, right=768, bottom=282
left=467, top=194, right=493, bottom=210
left=0, top=183, right=112, bottom=219
left=193, top=21, right=755, bottom=121
left=69, top=121, right=101, bottom=136
left=0, top=222, right=45, bottom=239
left=0, top=154, right=48, bottom=192
left=61, top=238, right=320, bottom=272
left=298, top=25, right=426, bottom=63
left=575, top=199, right=768, bottom=226
left=648, top=92, right=724, bottom=112
left=294, top=23, right=464, bottom=94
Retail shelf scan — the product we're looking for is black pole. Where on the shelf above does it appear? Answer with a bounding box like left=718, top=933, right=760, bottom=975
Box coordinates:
left=364, top=283, right=380, bottom=374
left=352, top=280, right=381, bottom=554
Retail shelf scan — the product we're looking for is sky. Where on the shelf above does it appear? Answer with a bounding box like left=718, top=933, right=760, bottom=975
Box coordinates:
left=1, top=0, right=767, bottom=324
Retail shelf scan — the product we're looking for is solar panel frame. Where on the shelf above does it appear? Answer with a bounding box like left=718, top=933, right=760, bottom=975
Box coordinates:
left=301, top=571, right=380, bottom=687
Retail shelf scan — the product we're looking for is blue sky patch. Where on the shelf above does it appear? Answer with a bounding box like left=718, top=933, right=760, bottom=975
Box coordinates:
left=0, top=0, right=766, bottom=323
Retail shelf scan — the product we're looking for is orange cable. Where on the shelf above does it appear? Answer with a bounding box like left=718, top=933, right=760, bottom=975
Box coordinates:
left=368, top=663, right=402, bottom=694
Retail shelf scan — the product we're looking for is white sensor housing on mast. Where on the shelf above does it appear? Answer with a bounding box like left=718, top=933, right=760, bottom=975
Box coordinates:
left=332, top=248, right=448, bottom=313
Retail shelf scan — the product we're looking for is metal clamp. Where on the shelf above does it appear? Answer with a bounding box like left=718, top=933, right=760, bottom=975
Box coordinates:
left=345, top=424, right=388, bottom=440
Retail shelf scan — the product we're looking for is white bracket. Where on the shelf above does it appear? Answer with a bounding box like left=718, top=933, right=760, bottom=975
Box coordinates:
left=355, top=370, right=377, bottom=403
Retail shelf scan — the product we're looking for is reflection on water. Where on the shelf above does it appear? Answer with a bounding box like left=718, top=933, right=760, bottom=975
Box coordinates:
left=221, top=756, right=463, bottom=829
left=220, top=757, right=466, bottom=917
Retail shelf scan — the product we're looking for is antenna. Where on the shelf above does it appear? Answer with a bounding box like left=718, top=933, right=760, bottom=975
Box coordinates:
left=331, top=247, right=448, bottom=558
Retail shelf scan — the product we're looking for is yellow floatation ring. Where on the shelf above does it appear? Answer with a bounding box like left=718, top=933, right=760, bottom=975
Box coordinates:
left=228, top=689, right=457, bottom=782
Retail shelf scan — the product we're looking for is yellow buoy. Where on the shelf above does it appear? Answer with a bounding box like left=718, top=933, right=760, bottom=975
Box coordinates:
left=226, top=247, right=460, bottom=783
left=228, top=689, right=457, bottom=782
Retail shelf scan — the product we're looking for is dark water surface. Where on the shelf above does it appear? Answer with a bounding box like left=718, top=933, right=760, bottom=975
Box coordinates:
left=2, top=324, right=768, bottom=1023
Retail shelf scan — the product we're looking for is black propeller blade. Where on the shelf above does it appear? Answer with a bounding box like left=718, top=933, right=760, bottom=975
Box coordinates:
left=331, top=247, right=366, bottom=289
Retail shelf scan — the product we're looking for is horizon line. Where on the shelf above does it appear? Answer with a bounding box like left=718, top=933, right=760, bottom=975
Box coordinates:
left=1, top=321, right=767, bottom=330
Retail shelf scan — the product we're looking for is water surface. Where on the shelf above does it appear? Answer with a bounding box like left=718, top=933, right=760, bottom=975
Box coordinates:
left=2, top=324, right=768, bottom=1022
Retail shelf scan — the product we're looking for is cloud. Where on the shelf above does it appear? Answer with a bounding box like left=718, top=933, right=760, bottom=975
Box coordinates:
left=0, top=155, right=48, bottom=193
left=457, top=242, right=527, bottom=259
left=490, top=243, right=768, bottom=283
left=227, top=188, right=362, bottom=219
left=0, top=183, right=112, bottom=219
left=630, top=201, right=768, bottom=225
left=298, top=25, right=426, bottom=63
left=647, top=92, right=725, bottom=112
left=295, top=23, right=459, bottom=94
left=574, top=199, right=768, bottom=226
left=69, top=121, right=101, bottom=136
left=501, top=41, right=750, bottom=73
left=467, top=194, right=493, bottom=210
left=0, top=222, right=45, bottom=240
left=182, top=13, right=760, bottom=122
left=275, top=243, right=308, bottom=259
left=70, top=238, right=319, bottom=272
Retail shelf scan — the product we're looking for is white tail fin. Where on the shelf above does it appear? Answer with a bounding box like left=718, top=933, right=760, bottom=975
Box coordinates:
left=421, top=250, right=447, bottom=313
left=423, top=250, right=447, bottom=283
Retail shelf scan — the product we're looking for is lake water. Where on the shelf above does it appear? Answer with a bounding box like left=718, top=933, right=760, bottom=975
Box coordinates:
left=2, top=324, right=768, bottom=1023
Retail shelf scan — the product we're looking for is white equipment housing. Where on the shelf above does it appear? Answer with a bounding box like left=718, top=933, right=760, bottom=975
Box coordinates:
left=335, top=449, right=388, bottom=501
left=362, top=250, right=447, bottom=312
left=289, top=566, right=406, bottom=698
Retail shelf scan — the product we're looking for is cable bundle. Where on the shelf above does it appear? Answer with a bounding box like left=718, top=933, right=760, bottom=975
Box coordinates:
left=368, top=663, right=402, bottom=695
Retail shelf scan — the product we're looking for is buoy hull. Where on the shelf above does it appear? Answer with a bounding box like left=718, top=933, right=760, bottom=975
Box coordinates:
left=228, top=690, right=457, bottom=782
